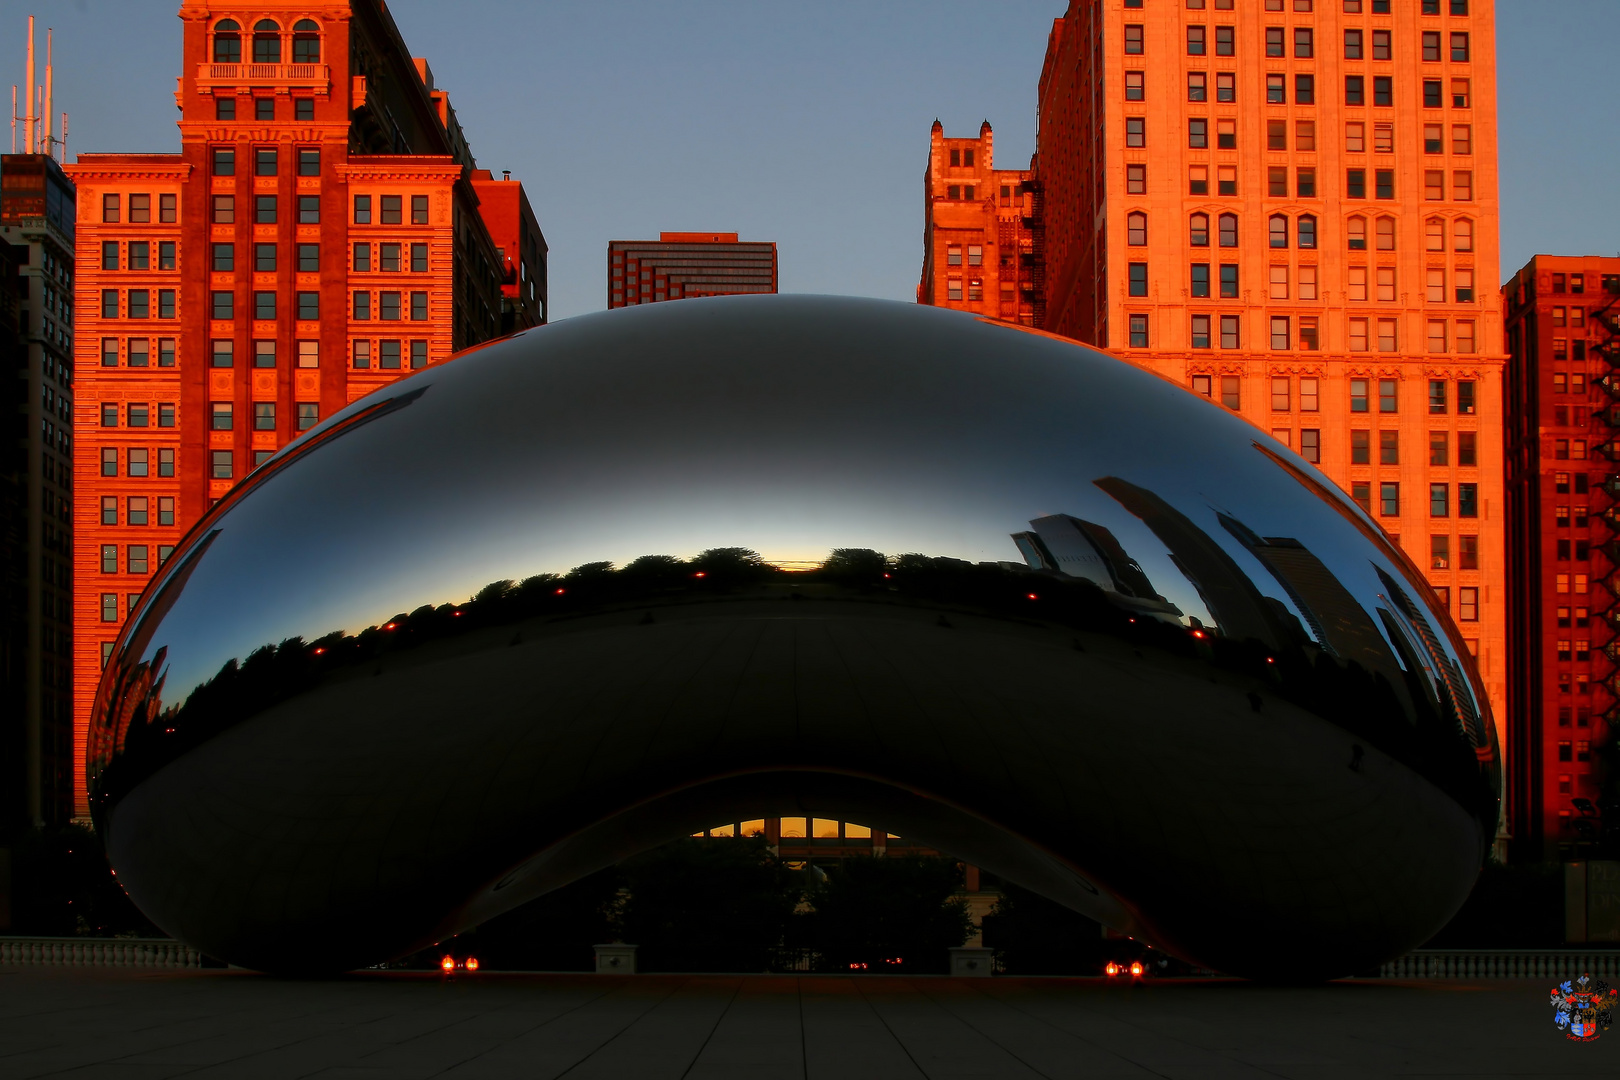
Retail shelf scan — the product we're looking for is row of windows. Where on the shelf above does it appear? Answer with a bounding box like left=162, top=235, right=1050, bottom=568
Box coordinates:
left=211, top=147, right=321, bottom=178
left=1130, top=308, right=1483, bottom=354
left=209, top=194, right=321, bottom=225
left=942, top=184, right=976, bottom=201
left=1550, top=365, right=1593, bottom=391
left=208, top=340, right=321, bottom=368
left=945, top=245, right=984, bottom=267
left=1549, top=273, right=1608, bottom=295
left=1551, top=505, right=1592, bottom=529
left=214, top=96, right=315, bottom=123
left=350, top=339, right=430, bottom=370
left=99, top=193, right=177, bottom=225
left=351, top=291, right=430, bottom=321
left=101, top=338, right=176, bottom=368
left=1130, top=20, right=1469, bottom=62
left=1127, top=207, right=1476, bottom=256
left=100, top=403, right=175, bottom=428
left=1194, top=377, right=1478, bottom=420
left=1553, top=572, right=1593, bottom=594
left=101, top=592, right=148, bottom=623
left=210, top=401, right=320, bottom=432
left=945, top=148, right=977, bottom=168
left=1426, top=532, right=1479, bottom=567
left=98, top=544, right=171, bottom=576
left=1169, top=1, right=1472, bottom=13
left=209, top=291, right=324, bottom=321
left=210, top=18, right=322, bottom=64
left=100, top=496, right=176, bottom=527
left=1139, top=71, right=1470, bottom=110
left=1548, top=307, right=1595, bottom=329
left=100, top=447, right=176, bottom=477
left=1346, top=483, right=1479, bottom=525
left=1268, top=426, right=1476, bottom=469
left=101, top=241, right=177, bottom=271
left=1555, top=743, right=1593, bottom=764
left=1551, top=537, right=1595, bottom=561
left=354, top=195, right=431, bottom=226
left=99, top=289, right=175, bottom=319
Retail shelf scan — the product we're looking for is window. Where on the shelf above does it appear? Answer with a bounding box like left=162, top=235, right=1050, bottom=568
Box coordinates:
left=298, top=244, right=319, bottom=273
left=211, top=339, right=233, bottom=367
left=1451, top=32, right=1469, bottom=62
left=380, top=243, right=401, bottom=272
left=1300, top=316, right=1319, bottom=348
left=128, top=448, right=148, bottom=477
left=293, top=19, right=320, bottom=62
left=126, top=193, right=150, bottom=224
left=1379, top=430, right=1399, bottom=465
left=1452, top=78, right=1470, bottom=108
left=1424, top=124, right=1444, bottom=156
left=100, top=338, right=118, bottom=367
left=1216, top=71, right=1235, bottom=101
left=1294, top=27, right=1313, bottom=58
left=129, top=339, right=149, bottom=367
left=1370, top=217, right=1394, bottom=252
left=1422, top=30, right=1442, bottom=63
left=1127, top=118, right=1145, bottom=147
left=1346, top=122, right=1365, bottom=155
left=127, top=496, right=149, bottom=527
left=1450, top=125, right=1472, bottom=155
left=1191, top=314, right=1211, bottom=348
left=297, top=341, right=319, bottom=369
left=212, top=450, right=233, bottom=480
left=1297, top=214, right=1317, bottom=248
left=1219, top=314, right=1240, bottom=348
left=380, top=292, right=401, bottom=320
left=1221, top=375, right=1241, bottom=409
left=1126, top=164, right=1146, bottom=195
left=410, top=291, right=429, bottom=320
left=1185, top=72, right=1203, bottom=101
left=127, top=289, right=150, bottom=319
left=353, top=243, right=371, bottom=272
left=352, top=340, right=371, bottom=369
left=1270, top=317, right=1290, bottom=350
left=1267, top=120, right=1288, bottom=152
left=128, top=403, right=149, bottom=428
left=1458, top=380, right=1476, bottom=415
left=1374, top=170, right=1394, bottom=200
left=255, top=195, right=276, bottom=224
left=1430, top=430, right=1449, bottom=465
left=255, top=244, right=276, bottom=272
left=1189, top=165, right=1209, bottom=195
left=1346, top=76, right=1364, bottom=106
left=1216, top=119, right=1236, bottom=149
left=1266, top=26, right=1285, bottom=57
left=1351, top=378, right=1369, bottom=412
left=1424, top=79, right=1443, bottom=109
left=216, top=96, right=236, bottom=120
left=353, top=291, right=371, bottom=320
left=1216, top=26, right=1234, bottom=55
left=1373, top=76, right=1392, bottom=108
left=295, top=149, right=321, bottom=179
left=297, top=292, right=319, bottom=320
left=1218, top=213, right=1238, bottom=247
left=1456, top=320, right=1475, bottom=353
left=297, top=402, right=319, bottom=430
left=211, top=243, right=234, bottom=273
left=1431, top=534, right=1449, bottom=568
left=1190, top=213, right=1210, bottom=247
left=1188, top=26, right=1206, bottom=55
left=354, top=195, right=371, bottom=224
left=1218, top=166, right=1236, bottom=195
left=1220, top=264, right=1239, bottom=298
left=381, top=195, right=402, bottom=224
left=254, top=292, right=276, bottom=319
left=1127, top=212, right=1147, bottom=246
left=1270, top=264, right=1289, bottom=299
left=1301, top=429, right=1320, bottom=463
left=211, top=402, right=233, bottom=431
left=1129, top=263, right=1150, bottom=298
left=1454, top=218, right=1474, bottom=251
left=298, top=196, right=320, bottom=224
left=1294, top=119, right=1317, bottom=152
left=1129, top=314, right=1149, bottom=348
left=1459, top=483, right=1478, bottom=517
left=160, top=239, right=176, bottom=267
left=411, top=341, right=429, bottom=369
left=1459, top=535, right=1478, bottom=571
left=1189, top=118, right=1207, bottom=149
left=1377, top=317, right=1398, bottom=351
left=1453, top=171, right=1473, bottom=201
left=101, top=593, right=118, bottom=622
left=159, top=401, right=175, bottom=425
left=255, top=147, right=277, bottom=177
left=1426, top=270, right=1446, bottom=305
left=101, top=496, right=118, bottom=526
left=214, top=18, right=242, bottom=62
left=1458, top=586, right=1478, bottom=622
left=1379, top=482, right=1399, bottom=517
left=412, top=195, right=429, bottom=225
left=1269, top=215, right=1288, bottom=249
left=380, top=340, right=401, bottom=369
left=967, top=245, right=983, bottom=266
left=1125, top=24, right=1143, bottom=54
left=1371, top=29, right=1392, bottom=61
left=211, top=291, right=233, bottom=319
left=253, top=19, right=281, bottom=63
left=1347, top=169, right=1366, bottom=199
left=1352, top=482, right=1371, bottom=512
left=1268, top=74, right=1286, bottom=104
left=254, top=402, right=276, bottom=431
left=1344, top=28, right=1363, bottom=59
left=295, top=98, right=314, bottom=122
left=159, top=448, right=175, bottom=477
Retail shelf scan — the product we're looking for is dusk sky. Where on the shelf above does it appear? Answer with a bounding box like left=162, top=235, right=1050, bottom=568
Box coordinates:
left=3, top=0, right=1616, bottom=321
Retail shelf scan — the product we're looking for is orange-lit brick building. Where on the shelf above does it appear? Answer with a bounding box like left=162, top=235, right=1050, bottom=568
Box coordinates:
left=1503, top=257, right=1620, bottom=858
left=926, top=0, right=1507, bottom=781
left=607, top=234, right=776, bottom=308
left=917, top=121, right=1041, bottom=326
left=63, top=1, right=541, bottom=818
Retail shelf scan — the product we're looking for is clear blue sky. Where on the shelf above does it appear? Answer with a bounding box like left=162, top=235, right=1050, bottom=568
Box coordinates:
left=3, top=0, right=1614, bottom=320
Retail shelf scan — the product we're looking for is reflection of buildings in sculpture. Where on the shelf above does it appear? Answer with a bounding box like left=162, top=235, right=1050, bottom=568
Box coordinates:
left=1011, top=514, right=1181, bottom=622
left=1374, top=565, right=1486, bottom=749
left=1094, top=477, right=1305, bottom=650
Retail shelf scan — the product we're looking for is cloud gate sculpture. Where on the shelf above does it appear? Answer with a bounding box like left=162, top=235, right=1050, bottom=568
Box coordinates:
left=91, top=295, right=1498, bottom=980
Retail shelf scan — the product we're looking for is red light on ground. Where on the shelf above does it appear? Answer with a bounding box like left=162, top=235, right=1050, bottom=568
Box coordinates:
left=465, top=957, right=479, bottom=972
left=1266, top=657, right=1275, bottom=663
left=452, top=611, right=462, bottom=617
left=554, top=588, right=566, bottom=595
left=1105, top=962, right=1120, bottom=976
left=883, top=573, right=891, bottom=578
left=1130, top=961, right=1145, bottom=977
left=440, top=955, right=455, bottom=973
left=1026, top=593, right=1039, bottom=600
left=694, top=572, right=707, bottom=578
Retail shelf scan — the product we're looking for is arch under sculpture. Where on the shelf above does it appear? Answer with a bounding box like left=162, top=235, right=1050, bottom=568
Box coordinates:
left=91, top=296, right=1498, bottom=980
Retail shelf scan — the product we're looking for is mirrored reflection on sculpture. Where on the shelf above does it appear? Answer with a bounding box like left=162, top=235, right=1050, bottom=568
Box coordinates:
left=90, top=296, right=1498, bottom=980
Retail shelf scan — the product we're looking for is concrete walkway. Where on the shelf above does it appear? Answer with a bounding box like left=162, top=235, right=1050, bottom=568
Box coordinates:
left=0, top=966, right=1613, bottom=1078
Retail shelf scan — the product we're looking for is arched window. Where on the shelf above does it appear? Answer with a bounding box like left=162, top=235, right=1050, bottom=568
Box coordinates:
left=253, top=19, right=281, bottom=64
left=1217, top=213, right=1238, bottom=248
left=1347, top=215, right=1367, bottom=251
left=1127, top=212, right=1148, bottom=246
left=1297, top=215, right=1317, bottom=249
left=1375, top=216, right=1396, bottom=251
left=1269, top=214, right=1289, bottom=249
left=1453, top=217, right=1474, bottom=252
left=1425, top=217, right=1445, bottom=252
left=213, top=19, right=240, bottom=63
left=293, top=19, right=321, bottom=63
left=1189, top=212, right=1209, bottom=247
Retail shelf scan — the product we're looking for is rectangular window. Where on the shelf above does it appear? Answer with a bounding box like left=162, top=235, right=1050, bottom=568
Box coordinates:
left=1375, top=170, right=1394, bottom=199
left=1269, top=317, right=1290, bottom=351
left=1125, top=25, right=1144, bottom=54
left=1185, top=72, right=1203, bottom=101
left=1189, top=165, right=1208, bottom=195
left=1221, top=375, right=1241, bottom=410
left=129, top=339, right=149, bottom=367
left=352, top=340, right=371, bottom=369
left=354, top=291, right=371, bottom=320
left=1128, top=71, right=1146, bottom=101
left=1459, top=535, right=1478, bottom=571
left=1452, top=78, right=1471, bottom=108
left=1431, top=534, right=1449, bottom=569
left=1216, top=119, right=1236, bottom=149
left=380, top=340, right=402, bottom=368
left=101, top=593, right=118, bottom=621
left=1425, top=79, right=1443, bottom=109
left=354, top=195, right=372, bottom=224
left=1380, top=482, right=1400, bottom=517
left=380, top=292, right=401, bottom=320
left=212, top=194, right=234, bottom=224
left=211, top=339, right=233, bottom=368
left=159, top=448, right=175, bottom=477
left=1430, top=430, right=1449, bottom=465
left=158, top=496, right=175, bottom=527
left=354, top=243, right=371, bottom=272
left=381, top=195, right=402, bottom=224
left=1219, top=264, right=1238, bottom=298
left=1127, top=118, right=1145, bottom=147
left=1458, top=380, right=1475, bottom=415
left=1349, top=317, right=1369, bottom=352
left=1458, top=483, right=1478, bottom=517
left=1216, top=72, right=1235, bottom=101
left=1428, top=319, right=1448, bottom=353
left=1344, top=28, right=1362, bottom=59
left=211, top=243, right=234, bottom=272
left=380, top=243, right=401, bottom=272
left=159, top=402, right=175, bottom=426
left=128, top=448, right=148, bottom=477
left=1126, top=164, right=1146, bottom=195
left=101, top=496, right=118, bottom=526
left=1191, top=314, right=1211, bottom=349
left=298, top=196, right=320, bottom=224
left=1267, top=73, right=1286, bottom=104
left=255, top=195, right=276, bottom=224
left=1351, top=378, right=1369, bottom=412
left=1129, top=314, right=1149, bottom=348
left=1345, top=76, right=1364, bottom=106
left=1299, top=267, right=1318, bottom=302
left=297, top=402, right=319, bottom=430
left=410, top=291, right=429, bottom=320
left=1188, top=119, right=1208, bottom=149
left=1373, top=76, right=1392, bottom=107
left=1188, top=26, right=1206, bottom=55
left=128, top=403, right=149, bottom=428
left=1219, top=314, right=1240, bottom=349
left=1352, top=482, right=1371, bottom=513
left=1270, top=264, right=1289, bottom=299
left=298, top=148, right=320, bottom=176
left=1295, top=74, right=1314, bottom=104
left=158, top=290, right=175, bottom=319
left=129, top=194, right=150, bottom=223
left=254, top=340, right=276, bottom=368
left=1380, top=430, right=1399, bottom=465
left=127, top=497, right=149, bottom=526
left=1423, top=30, right=1442, bottom=62
left=1272, top=377, right=1290, bottom=411
left=102, top=241, right=120, bottom=271
left=255, top=147, right=277, bottom=177
left=411, top=195, right=429, bottom=225
left=212, top=147, right=235, bottom=176
left=1451, top=32, right=1470, bottom=62
left=1294, top=27, right=1313, bottom=58
left=101, top=289, right=119, bottom=318
left=1348, top=267, right=1368, bottom=301
left=1377, top=318, right=1398, bottom=352
left=298, top=341, right=319, bottom=369
left=211, top=402, right=233, bottom=431
left=1458, top=586, right=1478, bottom=622
left=254, top=243, right=276, bottom=272
left=253, top=292, right=276, bottom=320
left=1347, top=169, right=1366, bottom=199
left=254, top=402, right=276, bottom=431
left=101, top=544, right=118, bottom=573
left=1216, top=25, right=1234, bottom=55
left=297, top=244, right=320, bottom=273
left=1218, top=166, right=1236, bottom=195
left=1300, top=429, right=1320, bottom=463
left=1266, top=26, right=1285, bottom=57
left=1456, top=320, right=1475, bottom=353
left=297, top=292, right=320, bottom=320
left=1377, top=267, right=1396, bottom=302
left=411, top=243, right=429, bottom=272
left=1295, top=120, right=1316, bottom=152
left=1424, top=170, right=1444, bottom=201
left=1299, top=378, right=1319, bottom=412
left=1430, top=484, right=1450, bottom=518
left=100, top=338, right=119, bottom=367
left=1453, top=171, right=1473, bottom=201
left=211, top=450, right=233, bottom=480
left=411, top=341, right=429, bottom=369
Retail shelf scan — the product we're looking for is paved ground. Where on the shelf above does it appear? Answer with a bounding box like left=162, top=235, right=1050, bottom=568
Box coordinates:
left=0, top=967, right=1614, bottom=1079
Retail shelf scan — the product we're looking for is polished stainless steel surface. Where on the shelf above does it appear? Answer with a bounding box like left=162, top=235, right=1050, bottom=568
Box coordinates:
left=91, top=295, right=1498, bottom=979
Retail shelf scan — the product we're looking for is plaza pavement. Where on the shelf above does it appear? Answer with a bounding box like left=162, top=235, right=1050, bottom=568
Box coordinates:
left=0, top=966, right=1614, bottom=1078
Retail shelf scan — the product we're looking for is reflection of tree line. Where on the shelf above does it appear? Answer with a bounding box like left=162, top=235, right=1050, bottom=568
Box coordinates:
left=93, top=543, right=1492, bottom=833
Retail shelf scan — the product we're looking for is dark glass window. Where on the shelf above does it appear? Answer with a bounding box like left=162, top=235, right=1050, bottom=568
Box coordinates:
left=101, top=289, right=119, bottom=318
left=295, top=98, right=314, bottom=122
left=354, top=195, right=372, bottom=224
left=354, top=244, right=371, bottom=272
left=1347, top=169, right=1366, bottom=199
left=297, top=292, right=319, bottom=320
left=298, top=244, right=319, bottom=272
left=1128, top=314, right=1149, bottom=348
left=255, top=147, right=277, bottom=176
left=254, top=291, right=276, bottom=319
left=1215, top=26, right=1234, bottom=56
left=353, top=291, right=371, bottom=320
left=253, top=20, right=281, bottom=63
left=212, top=450, right=233, bottom=479
left=381, top=195, right=402, bottom=224
left=298, top=149, right=320, bottom=176
left=255, top=195, right=277, bottom=224
left=159, top=240, right=176, bottom=268
left=215, top=96, right=236, bottom=120
left=1266, top=27, right=1284, bottom=57
left=411, top=195, right=429, bottom=225
left=411, top=341, right=429, bottom=369
left=298, top=196, right=320, bottom=224
left=1373, top=76, right=1392, bottom=107
left=1345, top=76, right=1364, bottom=106
left=255, top=244, right=276, bottom=272
left=1219, top=264, right=1239, bottom=298
left=1128, top=263, right=1148, bottom=297
left=214, top=21, right=241, bottom=63
left=255, top=402, right=276, bottom=431
left=1191, top=263, right=1210, bottom=297
left=1375, top=170, right=1394, bottom=199
left=380, top=340, right=401, bottom=368
left=1295, top=74, right=1314, bottom=104
left=410, top=291, right=429, bottom=320
left=212, top=195, right=234, bottom=223
left=380, top=292, right=401, bottom=320
left=102, top=242, right=119, bottom=271
left=411, top=243, right=428, bottom=272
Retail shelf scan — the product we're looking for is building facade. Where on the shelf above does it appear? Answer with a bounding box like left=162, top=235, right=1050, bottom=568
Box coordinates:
left=1503, top=256, right=1620, bottom=859
left=469, top=169, right=548, bottom=334
left=64, top=0, right=540, bottom=819
left=0, top=154, right=77, bottom=832
left=607, top=234, right=776, bottom=308
left=959, top=0, right=1508, bottom=773
left=917, top=121, right=1041, bottom=326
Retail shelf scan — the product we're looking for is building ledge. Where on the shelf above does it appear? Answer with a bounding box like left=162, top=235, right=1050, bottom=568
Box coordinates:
left=195, top=63, right=330, bottom=94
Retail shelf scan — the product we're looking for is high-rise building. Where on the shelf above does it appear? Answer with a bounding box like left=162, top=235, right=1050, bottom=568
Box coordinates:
left=1, top=151, right=78, bottom=833
left=64, top=1, right=541, bottom=819
left=917, top=121, right=1041, bottom=326
left=1503, top=256, right=1620, bottom=859
left=470, top=169, right=548, bottom=334
left=607, top=234, right=776, bottom=308
left=934, top=0, right=1507, bottom=776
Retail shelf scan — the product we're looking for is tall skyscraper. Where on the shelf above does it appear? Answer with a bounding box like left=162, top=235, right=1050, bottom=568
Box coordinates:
left=1, top=148, right=77, bottom=832
left=607, top=234, right=776, bottom=308
left=917, top=121, right=1041, bottom=326
left=64, top=1, right=542, bottom=819
left=921, top=0, right=1506, bottom=781
left=1503, top=256, right=1620, bottom=858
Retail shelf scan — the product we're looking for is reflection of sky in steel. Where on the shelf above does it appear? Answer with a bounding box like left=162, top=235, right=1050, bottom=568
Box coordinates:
left=140, top=297, right=1430, bottom=707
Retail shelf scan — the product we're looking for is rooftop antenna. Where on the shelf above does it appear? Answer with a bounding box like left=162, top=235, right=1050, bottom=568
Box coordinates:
left=42, top=26, right=53, bottom=159
left=60, top=111, right=66, bottom=162
left=23, top=15, right=36, bottom=153
left=9, top=85, right=15, bottom=153
left=502, top=170, right=510, bottom=181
